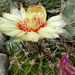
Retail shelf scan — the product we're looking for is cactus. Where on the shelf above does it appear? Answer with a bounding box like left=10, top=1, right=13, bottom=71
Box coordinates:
left=0, top=0, right=60, bottom=16
left=0, top=0, right=75, bottom=75
left=61, top=0, right=75, bottom=40
left=40, top=0, right=61, bottom=9
left=0, top=53, right=9, bottom=75
left=3, top=38, right=75, bottom=75
left=11, top=0, right=40, bottom=8
left=0, top=0, right=10, bottom=16
left=40, top=0, right=67, bottom=10
left=0, top=0, right=40, bottom=16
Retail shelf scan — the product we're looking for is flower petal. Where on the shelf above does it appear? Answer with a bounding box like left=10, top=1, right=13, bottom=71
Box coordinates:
left=0, top=25, right=16, bottom=30
left=2, top=12, right=19, bottom=22
left=38, top=27, right=57, bottom=38
left=13, top=37, right=23, bottom=42
left=16, top=31, right=26, bottom=37
left=0, top=20, right=17, bottom=32
left=10, top=5, right=22, bottom=19
left=51, top=33, right=59, bottom=38
left=38, top=27, right=57, bottom=34
left=0, top=27, right=17, bottom=32
left=20, top=4, right=26, bottom=18
left=47, top=20, right=66, bottom=28
left=47, top=14, right=63, bottom=22
left=38, top=32, right=53, bottom=38
left=56, top=28, right=65, bottom=33
left=27, top=5, right=46, bottom=21
left=57, top=55, right=75, bottom=75
left=3, top=30, right=21, bottom=36
left=0, top=17, right=16, bottom=24
left=0, top=23, right=17, bottom=28
left=21, top=32, right=40, bottom=42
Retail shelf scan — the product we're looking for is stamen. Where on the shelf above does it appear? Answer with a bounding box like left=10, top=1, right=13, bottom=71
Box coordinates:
left=17, top=17, right=46, bottom=32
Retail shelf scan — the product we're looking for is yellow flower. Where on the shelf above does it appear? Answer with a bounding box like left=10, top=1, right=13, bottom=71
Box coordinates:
left=0, top=4, right=66, bottom=42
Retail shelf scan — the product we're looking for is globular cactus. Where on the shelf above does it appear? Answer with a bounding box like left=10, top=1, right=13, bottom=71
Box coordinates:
left=0, top=53, right=9, bottom=75
left=23, top=0, right=40, bottom=7
left=0, top=0, right=40, bottom=16
left=4, top=38, right=75, bottom=75
left=11, top=0, right=40, bottom=8
left=0, top=0, right=10, bottom=16
left=0, top=0, right=10, bottom=53
left=61, top=0, right=75, bottom=40
left=0, top=0, right=75, bottom=75
left=0, top=33, right=10, bottom=53
left=40, top=0, right=61, bottom=9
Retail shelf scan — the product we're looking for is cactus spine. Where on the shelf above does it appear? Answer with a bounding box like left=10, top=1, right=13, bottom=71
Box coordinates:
left=4, top=38, right=75, bottom=75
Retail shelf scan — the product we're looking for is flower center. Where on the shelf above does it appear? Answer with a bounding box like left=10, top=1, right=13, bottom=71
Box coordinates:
left=17, top=17, right=46, bottom=32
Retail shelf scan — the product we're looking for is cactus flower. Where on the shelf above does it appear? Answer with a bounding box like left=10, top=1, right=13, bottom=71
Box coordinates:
left=0, top=4, right=66, bottom=42
left=57, top=54, right=75, bottom=75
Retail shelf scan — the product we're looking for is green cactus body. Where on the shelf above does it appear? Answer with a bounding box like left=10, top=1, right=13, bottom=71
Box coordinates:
left=23, top=0, right=40, bottom=7
left=11, top=0, right=40, bottom=8
left=4, top=38, right=75, bottom=75
left=0, top=0, right=40, bottom=16
left=1, top=0, right=75, bottom=75
left=0, top=0, right=10, bottom=16
left=40, top=0, right=61, bottom=9
left=61, top=0, right=75, bottom=40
